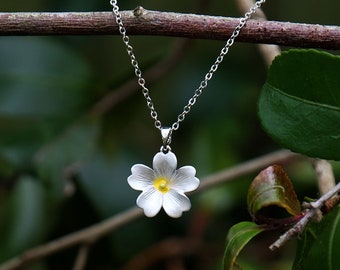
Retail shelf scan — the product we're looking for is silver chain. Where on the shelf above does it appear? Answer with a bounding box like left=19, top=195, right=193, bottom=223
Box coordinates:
left=110, top=0, right=266, bottom=139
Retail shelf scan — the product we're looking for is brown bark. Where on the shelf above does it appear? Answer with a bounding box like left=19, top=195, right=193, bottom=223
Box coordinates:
left=0, top=10, right=339, bottom=49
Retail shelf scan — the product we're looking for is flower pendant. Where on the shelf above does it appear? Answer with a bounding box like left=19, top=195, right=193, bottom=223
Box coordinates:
left=127, top=151, right=200, bottom=218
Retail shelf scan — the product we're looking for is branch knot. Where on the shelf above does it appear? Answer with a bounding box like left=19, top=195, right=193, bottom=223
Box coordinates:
left=133, top=6, right=145, bottom=18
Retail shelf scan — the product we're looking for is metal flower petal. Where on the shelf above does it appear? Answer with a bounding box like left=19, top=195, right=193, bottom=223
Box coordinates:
left=136, top=187, right=163, bottom=217
left=152, top=151, right=177, bottom=176
left=163, top=190, right=191, bottom=218
left=172, top=166, right=200, bottom=193
left=128, top=164, right=155, bottom=191
left=127, top=151, right=200, bottom=218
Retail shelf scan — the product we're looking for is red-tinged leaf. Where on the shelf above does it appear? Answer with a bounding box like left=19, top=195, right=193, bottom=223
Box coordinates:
left=247, top=165, right=300, bottom=219
left=223, top=221, right=265, bottom=270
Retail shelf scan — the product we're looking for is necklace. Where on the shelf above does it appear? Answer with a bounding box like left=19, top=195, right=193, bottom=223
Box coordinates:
left=110, top=0, right=266, bottom=218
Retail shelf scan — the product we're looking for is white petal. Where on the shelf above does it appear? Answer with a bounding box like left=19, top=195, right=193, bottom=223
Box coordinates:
left=127, top=164, right=154, bottom=191
left=153, top=151, right=177, bottom=176
left=136, top=188, right=163, bottom=217
left=172, top=166, right=200, bottom=193
left=163, top=190, right=191, bottom=218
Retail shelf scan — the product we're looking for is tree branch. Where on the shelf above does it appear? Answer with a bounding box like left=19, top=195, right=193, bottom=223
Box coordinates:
left=0, top=149, right=298, bottom=270
left=0, top=10, right=340, bottom=49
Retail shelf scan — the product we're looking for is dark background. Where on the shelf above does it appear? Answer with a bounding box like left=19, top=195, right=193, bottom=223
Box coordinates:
left=0, top=1, right=339, bottom=269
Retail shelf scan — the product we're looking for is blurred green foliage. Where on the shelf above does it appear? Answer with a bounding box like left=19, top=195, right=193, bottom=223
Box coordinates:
left=0, top=0, right=339, bottom=269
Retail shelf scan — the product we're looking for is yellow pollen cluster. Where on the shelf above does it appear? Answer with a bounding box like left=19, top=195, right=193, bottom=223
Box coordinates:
left=153, top=177, right=170, bottom=194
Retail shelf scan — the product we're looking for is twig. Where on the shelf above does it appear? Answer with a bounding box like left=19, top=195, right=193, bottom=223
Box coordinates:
left=0, top=149, right=298, bottom=270
left=72, top=244, right=91, bottom=270
left=120, top=237, right=200, bottom=270
left=269, top=181, right=340, bottom=250
left=0, top=11, right=340, bottom=49
left=198, top=149, right=298, bottom=192
left=309, top=182, right=340, bottom=209
left=89, top=39, right=192, bottom=117
left=236, top=0, right=281, bottom=66
left=0, top=207, right=143, bottom=270
left=312, top=159, right=336, bottom=196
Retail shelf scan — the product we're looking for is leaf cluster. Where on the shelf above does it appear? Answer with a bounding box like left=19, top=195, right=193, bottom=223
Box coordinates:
left=224, top=49, right=340, bottom=270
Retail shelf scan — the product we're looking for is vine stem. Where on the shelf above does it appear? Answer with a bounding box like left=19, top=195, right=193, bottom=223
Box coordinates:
left=0, top=149, right=298, bottom=270
left=0, top=11, right=340, bottom=49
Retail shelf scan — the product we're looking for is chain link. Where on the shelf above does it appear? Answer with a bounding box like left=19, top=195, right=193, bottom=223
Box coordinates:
left=110, top=0, right=266, bottom=134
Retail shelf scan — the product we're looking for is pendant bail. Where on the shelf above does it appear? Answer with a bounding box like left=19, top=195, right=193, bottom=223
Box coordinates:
left=161, top=127, right=172, bottom=149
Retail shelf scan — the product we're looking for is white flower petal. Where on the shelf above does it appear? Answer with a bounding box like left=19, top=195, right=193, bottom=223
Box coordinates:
left=172, top=166, right=200, bottom=193
left=153, top=151, right=177, bottom=176
left=163, top=190, right=191, bottom=218
left=127, top=164, right=154, bottom=191
left=136, top=188, right=163, bottom=217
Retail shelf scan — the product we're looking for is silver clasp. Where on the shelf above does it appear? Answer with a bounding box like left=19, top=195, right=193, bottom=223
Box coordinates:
left=161, top=127, right=172, bottom=153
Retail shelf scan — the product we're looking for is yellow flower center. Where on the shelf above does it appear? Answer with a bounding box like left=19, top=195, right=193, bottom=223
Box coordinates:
left=153, top=177, right=170, bottom=194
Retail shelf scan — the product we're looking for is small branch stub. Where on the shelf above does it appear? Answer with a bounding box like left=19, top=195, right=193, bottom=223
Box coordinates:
left=133, top=6, right=145, bottom=17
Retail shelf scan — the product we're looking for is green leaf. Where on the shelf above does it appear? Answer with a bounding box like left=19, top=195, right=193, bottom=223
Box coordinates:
left=258, top=49, right=340, bottom=160
left=247, top=165, right=300, bottom=219
left=0, top=176, right=49, bottom=261
left=293, top=205, right=340, bottom=270
left=223, top=221, right=265, bottom=270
